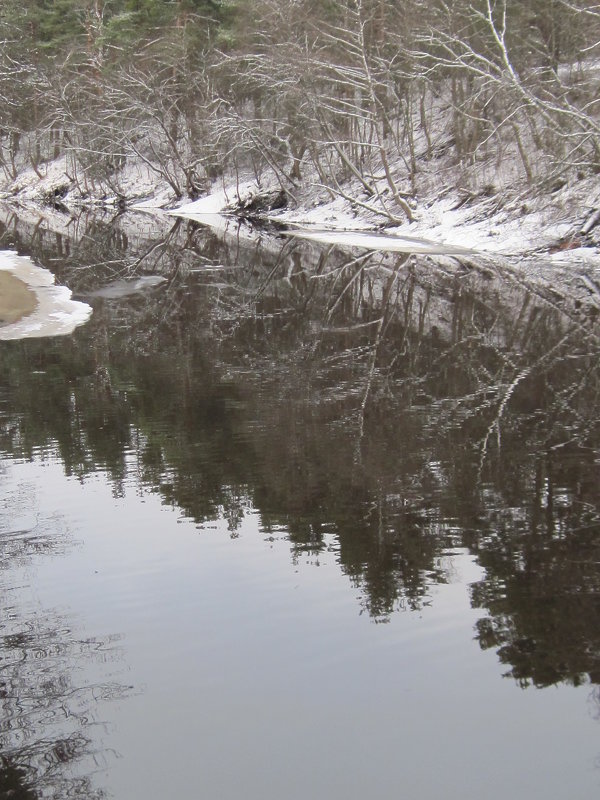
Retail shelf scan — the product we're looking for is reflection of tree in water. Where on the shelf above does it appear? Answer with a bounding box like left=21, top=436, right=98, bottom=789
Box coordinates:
left=0, top=503, right=126, bottom=798
left=0, top=759, right=37, bottom=799
left=469, top=447, right=600, bottom=688
left=1, top=209, right=600, bottom=680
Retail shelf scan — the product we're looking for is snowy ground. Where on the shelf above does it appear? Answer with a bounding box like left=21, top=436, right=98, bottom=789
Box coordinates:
left=2, top=128, right=599, bottom=277
left=170, top=170, right=600, bottom=270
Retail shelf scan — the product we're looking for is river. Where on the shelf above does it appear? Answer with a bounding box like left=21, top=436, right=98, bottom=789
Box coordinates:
left=1, top=206, right=599, bottom=799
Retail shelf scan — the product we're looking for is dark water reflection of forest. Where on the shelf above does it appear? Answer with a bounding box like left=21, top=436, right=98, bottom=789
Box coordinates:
left=1, top=207, right=600, bottom=799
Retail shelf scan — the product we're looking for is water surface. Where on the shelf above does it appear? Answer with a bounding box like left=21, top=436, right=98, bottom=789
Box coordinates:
left=1, top=207, right=599, bottom=799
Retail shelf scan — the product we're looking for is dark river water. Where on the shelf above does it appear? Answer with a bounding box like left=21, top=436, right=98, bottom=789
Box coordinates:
left=1, top=206, right=600, bottom=799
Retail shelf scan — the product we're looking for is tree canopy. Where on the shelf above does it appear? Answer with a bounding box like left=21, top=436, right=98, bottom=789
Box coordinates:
left=1, top=0, right=599, bottom=210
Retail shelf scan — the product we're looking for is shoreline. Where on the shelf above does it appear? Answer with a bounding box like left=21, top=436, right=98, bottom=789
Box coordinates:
left=0, top=251, right=92, bottom=341
left=0, top=271, right=38, bottom=325
left=2, top=154, right=599, bottom=273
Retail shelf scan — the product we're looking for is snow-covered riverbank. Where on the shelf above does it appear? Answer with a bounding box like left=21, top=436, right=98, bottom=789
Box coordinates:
left=170, top=169, right=600, bottom=265
left=1, top=143, right=599, bottom=275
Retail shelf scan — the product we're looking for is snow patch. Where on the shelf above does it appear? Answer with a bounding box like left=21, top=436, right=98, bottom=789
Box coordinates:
left=286, top=228, right=476, bottom=255
left=1, top=157, right=72, bottom=203
left=0, top=251, right=92, bottom=340
left=173, top=179, right=274, bottom=216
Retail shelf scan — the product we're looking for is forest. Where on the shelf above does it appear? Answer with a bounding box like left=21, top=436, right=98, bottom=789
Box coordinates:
left=1, top=0, right=600, bottom=223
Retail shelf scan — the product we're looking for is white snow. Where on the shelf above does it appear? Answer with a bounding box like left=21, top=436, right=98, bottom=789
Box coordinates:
left=0, top=251, right=92, bottom=340
left=286, top=228, right=476, bottom=255
left=174, top=180, right=263, bottom=216
left=1, top=156, right=73, bottom=202
left=2, top=99, right=599, bottom=272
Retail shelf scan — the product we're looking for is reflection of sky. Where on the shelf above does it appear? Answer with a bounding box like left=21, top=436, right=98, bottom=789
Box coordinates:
left=2, top=454, right=599, bottom=800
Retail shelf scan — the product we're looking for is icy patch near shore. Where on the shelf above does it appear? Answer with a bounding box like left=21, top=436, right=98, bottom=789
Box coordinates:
left=86, top=275, right=167, bottom=299
left=0, top=251, right=91, bottom=340
left=286, top=228, right=476, bottom=255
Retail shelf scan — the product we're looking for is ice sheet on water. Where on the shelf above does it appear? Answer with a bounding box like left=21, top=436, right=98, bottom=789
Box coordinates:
left=86, top=275, right=167, bottom=300
left=285, top=227, right=477, bottom=255
left=0, top=250, right=92, bottom=340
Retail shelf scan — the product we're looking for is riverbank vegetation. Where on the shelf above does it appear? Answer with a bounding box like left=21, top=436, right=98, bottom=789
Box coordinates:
left=1, top=1, right=600, bottom=232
